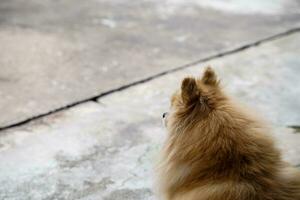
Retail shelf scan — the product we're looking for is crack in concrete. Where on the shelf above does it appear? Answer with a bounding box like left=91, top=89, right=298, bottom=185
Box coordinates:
left=0, top=27, right=300, bottom=132
left=119, top=145, right=152, bottom=188
left=69, top=177, right=114, bottom=200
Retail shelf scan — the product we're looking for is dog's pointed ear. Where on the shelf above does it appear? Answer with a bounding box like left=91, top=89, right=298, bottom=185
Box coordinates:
left=181, top=77, right=199, bottom=105
left=201, top=66, right=218, bottom=86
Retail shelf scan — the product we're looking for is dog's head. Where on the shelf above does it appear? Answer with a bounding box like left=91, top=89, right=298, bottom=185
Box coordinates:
left=163, top=67, right=227, bottom=132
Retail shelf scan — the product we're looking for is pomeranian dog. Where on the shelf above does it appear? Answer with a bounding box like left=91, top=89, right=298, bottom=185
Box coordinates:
left=157, top=67, right=300, bottom=200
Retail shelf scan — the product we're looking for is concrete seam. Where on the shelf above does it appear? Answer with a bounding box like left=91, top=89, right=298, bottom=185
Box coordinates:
left=1, top=27, right=300, bottom=132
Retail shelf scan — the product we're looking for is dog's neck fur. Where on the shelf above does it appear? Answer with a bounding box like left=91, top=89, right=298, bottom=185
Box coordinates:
left=159, top=102, right=282, bottom=199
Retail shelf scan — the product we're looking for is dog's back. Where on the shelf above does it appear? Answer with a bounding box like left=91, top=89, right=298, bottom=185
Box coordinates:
left=157, top=67, right=300, bottom=200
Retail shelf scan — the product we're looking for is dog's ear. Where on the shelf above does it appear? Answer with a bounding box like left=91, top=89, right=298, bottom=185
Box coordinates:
left=181, top=77, right=199, bottom=105
left=201, top=66, right=219, bottom=86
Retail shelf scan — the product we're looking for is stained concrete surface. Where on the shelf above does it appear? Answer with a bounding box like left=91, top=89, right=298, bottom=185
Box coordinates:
left=0, top=32, right=300, bottom=200
left=1, top=0, right=300, bottom=127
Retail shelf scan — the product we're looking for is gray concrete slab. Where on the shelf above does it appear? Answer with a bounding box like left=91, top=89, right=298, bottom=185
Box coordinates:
left=1, top=0, right=300, bottom=127
left=0, top=33, right=300, bottom=200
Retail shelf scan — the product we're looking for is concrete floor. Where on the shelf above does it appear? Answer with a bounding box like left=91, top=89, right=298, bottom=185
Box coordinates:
left=1, top=0, right=300, bottom=127
left=0, top=1, right=300, bottom=200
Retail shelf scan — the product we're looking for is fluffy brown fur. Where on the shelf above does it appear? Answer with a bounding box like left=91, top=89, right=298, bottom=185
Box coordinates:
left=156, top=67, right=300, bottom=200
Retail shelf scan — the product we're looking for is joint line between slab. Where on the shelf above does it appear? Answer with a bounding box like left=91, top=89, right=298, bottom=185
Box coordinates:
left=0, top=27, right=299, bottom=132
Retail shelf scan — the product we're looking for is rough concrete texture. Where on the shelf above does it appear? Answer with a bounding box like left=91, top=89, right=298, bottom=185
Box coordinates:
left=0, top=32, right=300, bottom=200
left=0, top=102, right=160, bottom=200
left=1, top=0, right=300, bottom=127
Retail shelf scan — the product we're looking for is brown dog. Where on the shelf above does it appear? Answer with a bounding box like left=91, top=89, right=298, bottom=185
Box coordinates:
left=157, top=67, right=300, bottom=200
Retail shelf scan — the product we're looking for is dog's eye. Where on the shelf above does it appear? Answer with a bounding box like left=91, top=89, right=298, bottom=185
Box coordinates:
left=162, top=112, right=168, bottom=118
